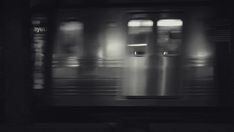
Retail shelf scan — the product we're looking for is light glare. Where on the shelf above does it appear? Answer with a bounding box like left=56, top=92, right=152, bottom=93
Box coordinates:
left=128, top=20, right=153, bottom=27
left=128, top=44, right=148, bottom=47
left=60, top=22, right=83, bottom=31
left=157, top=19, right=183, bottom=27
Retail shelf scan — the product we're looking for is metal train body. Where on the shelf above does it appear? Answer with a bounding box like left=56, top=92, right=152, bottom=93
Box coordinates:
left=31, top=5, right=231, bottom=107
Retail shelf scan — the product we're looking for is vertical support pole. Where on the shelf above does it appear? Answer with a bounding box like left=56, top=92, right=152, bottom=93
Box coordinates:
left=2, top=0, right=32, bottom=125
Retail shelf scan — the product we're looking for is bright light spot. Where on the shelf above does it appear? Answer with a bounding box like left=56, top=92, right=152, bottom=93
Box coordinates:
left=157, top=19, right=183, bottom=27
left=66, top=56, right=79, bottom=67
left=134, top=51, right=137, bottom=56
left=60, top=22, right=83, bottom=31
left=163, top=51, right=168, bottom=55
left=188, top=24, right=213, bottom=59
left=128, top=20, right=153, bottom=27
left=67, top=64, right=80, bottom=67
left=97, top=49, right=104, bottom=58
left=106, top=36, right=124, bottom=59
left=195, top=63, right=206, bottom=67
left=128, top=44, right=148, bottom=47
left=193, top=59, right=207, bottom=67
left=195, top=51, right=211, bottom=58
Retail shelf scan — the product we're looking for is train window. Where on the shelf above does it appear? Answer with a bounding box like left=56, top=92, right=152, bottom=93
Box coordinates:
left=52, top=21, right=83, bottom=82
left=127, top=20, right=153, bottom=57
left=128, top=20, right=153, bottom=27
left=156, top=19, right=183, bottom=56
left=53, top=21, right=83, bottom=66
left=157, top=19, right=183, bottom=27
left=99, top=22, right=125, bottom=61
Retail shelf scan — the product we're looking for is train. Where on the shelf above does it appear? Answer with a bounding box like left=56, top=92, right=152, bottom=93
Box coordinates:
left=31, top=4, right=232, bottom=107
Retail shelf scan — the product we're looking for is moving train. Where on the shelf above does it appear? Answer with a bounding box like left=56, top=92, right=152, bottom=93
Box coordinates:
left=31, top=5, right=232, bottom=107
left=0, top=0, right=234, bottom=131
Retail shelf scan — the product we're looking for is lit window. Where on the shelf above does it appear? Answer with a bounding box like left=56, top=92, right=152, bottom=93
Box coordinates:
left=60, top=21, right=83, bottom=31
left=127, top=20, right=153, bottom=57
left=128, top=20, right=153, bottom=27
left=157, top=19, right=183, bottom=27
left=53, top=21, right=84, bottom=68
left=128, top=44, right=148, bottom=47
left=156, top=19, right=183, bottom=53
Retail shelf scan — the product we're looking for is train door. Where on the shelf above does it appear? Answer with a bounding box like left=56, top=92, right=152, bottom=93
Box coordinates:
left=123, top=12, right=183, bottom=97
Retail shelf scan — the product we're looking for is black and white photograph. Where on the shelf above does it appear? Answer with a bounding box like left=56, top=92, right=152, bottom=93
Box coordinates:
left=0, top=0, right=233, bottom=131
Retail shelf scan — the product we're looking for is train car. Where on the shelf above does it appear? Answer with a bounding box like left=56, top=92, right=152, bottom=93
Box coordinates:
left=31, top=4, right=232, bottom=109
left=0, top=0, right=234, bottom=131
